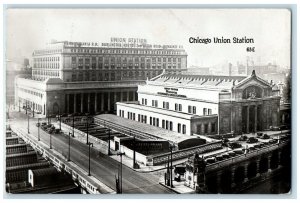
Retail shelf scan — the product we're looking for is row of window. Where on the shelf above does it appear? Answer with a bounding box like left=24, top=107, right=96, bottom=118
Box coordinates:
left=70, top=48, right=185, bottom=55
left=72, top=64, right=181, bottom=70
left=177, top=123, right=187, bottom=134
left=150, top=117, right=159, bottom=127
left=34, top=57, right=60, bottom=62
left=162, top=119, right=173, bottom=131
left=142, top=99, right=213, bottom=116
left=19, top=87, right=43, bottom=98
left=34, top=49, right=63, bottom=55
left=33, top=70, right=59, bottom=77
left=33, top=63, right=60, bottom=69
left=72, top=56, right=182, bottom=63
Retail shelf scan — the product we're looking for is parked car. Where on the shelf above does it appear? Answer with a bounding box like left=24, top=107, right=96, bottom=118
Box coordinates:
left=246, top=137, right=258, bottom=143
left=238, top=135, right=248, bottom=141
left=222, top=153, right=230, bottom=159
left=54, top=129, right=61, bottom=134
left=233, top=149, right=244, bottom=154
left=36, top=123, right=40, bottom=127
left=269, top=139, right=278, bottom=144
left=205, top=157, right=216, bottom=164
left=216, top=155, right=224, bottom=161
left=257, top=132, right=263, bottom=137
left=261, top=134, right=270, bottom=139
left=228, top=151, right=236, bottom=157
left=228, top=142, right=242, bottom=149
left=41, top=122, right=47, bottom=126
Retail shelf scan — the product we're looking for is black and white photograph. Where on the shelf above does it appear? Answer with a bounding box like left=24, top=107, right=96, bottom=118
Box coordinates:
left=3, top=5, right=294, bottom=197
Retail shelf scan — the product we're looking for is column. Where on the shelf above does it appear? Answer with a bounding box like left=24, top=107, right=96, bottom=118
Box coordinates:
left=278, top=151, right=282, bottom=168
left=66, top=94, right=70, bottom=114
left=246, top=105, right=250, bottom=133
left=107, top=92, right=111, bottom=111
left=231, top=167, right=236, bottom=188
left=267, top=155, right=272, bottom=172
left=120, top=91, right=123, bottom=102
left=254, top=105, right=258, bottom=132
left=101, top=93, right=104, bottom=112
left=74, top=94, right=77, bottom=113
left=87, top=93, right=91, bottom=113
left=113, top=92, right=117, bottom=112
left=94, top=93, right=98, bottom=113
left=243, top=164, right=248, bottom=183
left=126, top=91, right=129, bottom=101
left=132, top=91, right=136, bottom=101
left=216, top=171, right=222, bottom=193
left=80, top=93, right=84, bottom=113
left=256, top=159, right=261, bottom=177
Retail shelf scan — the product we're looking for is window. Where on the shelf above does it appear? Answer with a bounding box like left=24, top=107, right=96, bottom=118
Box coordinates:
left=153, top=117, right=156, bottom=126
left=188, top=105, right=192, bottom=113
left=179, top=104, right=182, bottom=111
left=170, top=122, right=173, bottom=131
left=166, top=121, right=169, bottom=130
left=145, top=99, right=147, bottom=105
left=156, top=118, right=159, bottom=127
left=138, top=114, right=141, bottom=122
left=162, top=120, right=165, bottom=128
left=203, top=108, right=207, bottom=115
left=177, top=123, right=181, bottom=133
left=182, top=124, right=186, bottom=134
left=175, top=103, right=178, bottom=111
left=193, top=106, right=197, bottom=114
left=208, top=109, right=212, bottom=115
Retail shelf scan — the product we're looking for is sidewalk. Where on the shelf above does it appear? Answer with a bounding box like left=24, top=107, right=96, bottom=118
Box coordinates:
left=158, top=178, right=195, bottom=194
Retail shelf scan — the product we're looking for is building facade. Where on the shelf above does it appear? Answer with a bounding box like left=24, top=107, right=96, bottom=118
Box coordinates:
left=15, top=39, right=187, bottom=116
left=117, top=70, right=281, bottom=136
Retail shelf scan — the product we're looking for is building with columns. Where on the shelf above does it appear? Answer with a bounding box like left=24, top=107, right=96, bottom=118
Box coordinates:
left=14, top=39, right=187, bottom=116
left=116, top=70, right=281, bottom=136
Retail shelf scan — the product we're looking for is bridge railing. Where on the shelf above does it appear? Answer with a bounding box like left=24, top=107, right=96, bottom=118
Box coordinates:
left=148, top=141, right=222, bottom=166
left=206, top=142, right=288, bottom=171
left=10, top=126, right=115, bottom=194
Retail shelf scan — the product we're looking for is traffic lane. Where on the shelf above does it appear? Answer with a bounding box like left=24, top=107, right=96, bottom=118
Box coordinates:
left=10, top=118, right=174, bottom=194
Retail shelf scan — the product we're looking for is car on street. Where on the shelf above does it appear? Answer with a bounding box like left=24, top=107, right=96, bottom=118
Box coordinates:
left=261, top=134, right=270, bottom=139
left=238, top=135, right=248, bottom=141
left=228, top=142, right=242, bottom=149
left=246, top=137, right=258, bottom=143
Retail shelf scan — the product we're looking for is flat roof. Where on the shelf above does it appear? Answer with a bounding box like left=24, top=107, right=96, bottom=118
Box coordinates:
left=95, top=114, right=193, bottom=143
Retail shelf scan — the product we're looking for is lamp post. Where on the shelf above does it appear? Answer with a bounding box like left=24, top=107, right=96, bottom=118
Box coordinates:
left=133, top=132, right=136, bottom=168
left=50, top=131, right=52, bottom=149
left=117, top=152, right=125, bottom=193
left=170, top=144, right=175, bottom=188
left=88, top=142, right=94, bottom=176
left=18, top=99, right=21, bottom=112
left=26, top=100, right=28, bottom=115
left=37, top=118, right=41, bottom=141
left=27, top=113, right=30, bottom=134
left=108, top=128, right=111, bottom=155
left=68, top=132, right=72, bottom=161
left=86, top=116, right=90, bottom=145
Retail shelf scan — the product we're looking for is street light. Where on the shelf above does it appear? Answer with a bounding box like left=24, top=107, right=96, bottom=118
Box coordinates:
left=88, top=142, right=94, bottom=176
left=37, top=118, right=41, bottom=141
left=117, top=152, right=125, bottom=193
left=169, top=144, right=175, bottom=188
left=68, top=132, right=72, bottom=161
left=86, top=115, right=90, bottom=145
left=27, top=113, right=30, bottom=134
left=50, top=131, right=52, bottom=149
left=108, top=128, right=111, bottom=155
left=132, top=132, right=137, bottom=169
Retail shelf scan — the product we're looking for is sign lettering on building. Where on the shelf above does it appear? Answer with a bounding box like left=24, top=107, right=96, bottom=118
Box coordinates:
left=158, top=87, right=187, bottom=98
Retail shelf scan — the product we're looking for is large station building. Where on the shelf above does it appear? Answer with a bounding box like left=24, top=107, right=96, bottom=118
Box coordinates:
left=14, top=38, right=187, bottom=116
left=117, top=70, right=281, bottom=136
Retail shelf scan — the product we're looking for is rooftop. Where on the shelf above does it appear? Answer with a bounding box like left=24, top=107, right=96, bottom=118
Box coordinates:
left=95, top=114, right=194, bottom=144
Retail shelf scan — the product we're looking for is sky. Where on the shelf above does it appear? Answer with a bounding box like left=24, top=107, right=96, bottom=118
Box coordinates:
left=5, top=8, right=291, bottom=68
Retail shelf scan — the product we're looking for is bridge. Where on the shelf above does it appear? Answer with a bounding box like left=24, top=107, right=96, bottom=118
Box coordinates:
left=185, top=138, right=291, bottom=193
left=11, top=127, right=115, bottom=194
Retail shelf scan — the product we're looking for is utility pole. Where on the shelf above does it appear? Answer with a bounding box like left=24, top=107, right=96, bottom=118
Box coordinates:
left=108, top=128, right=111, bottom=155
left=86, top=116, right=89, bottom=145
left=117, top=152, right=125, bottom=193
left=37, top=118, right=40, bottom=141
left=170, top=144, right=174, bottom=188
left=88, top=142, right=93, bottom=176
left=50, top=132, right=52, bottom=149
left=133, top=132, right=136, bottom=168
left=72, top=114, right=75, bottom=138
left=32, top=103, right=35, bottom=118
left=68, top=132, right=72, bottom=161
left=27, top=114, right=30, bottom=134
left=26, top=100, right=28, bottom=115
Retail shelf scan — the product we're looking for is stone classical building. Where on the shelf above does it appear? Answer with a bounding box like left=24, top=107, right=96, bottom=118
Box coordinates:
left=117, top=70, right=281, bottom=136
left=14, top=39, right=187, bottom=116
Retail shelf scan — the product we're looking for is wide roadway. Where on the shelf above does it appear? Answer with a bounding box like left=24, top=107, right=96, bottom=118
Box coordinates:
left=9, top=111, right=174, bottom=194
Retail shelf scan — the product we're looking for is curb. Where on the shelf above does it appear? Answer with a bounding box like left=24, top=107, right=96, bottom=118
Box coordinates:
left=158, top=182, right=180, bottom=194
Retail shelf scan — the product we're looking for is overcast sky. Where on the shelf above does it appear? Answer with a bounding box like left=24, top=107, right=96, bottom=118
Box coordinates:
left=6, top=8, right=291, bottom=68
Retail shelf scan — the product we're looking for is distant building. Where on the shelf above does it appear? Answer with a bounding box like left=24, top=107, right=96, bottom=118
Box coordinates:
left=183, top=66, right=210, bottom=75
left=117, top=70, right=281, bottom=136
left=14, top=39, right=187, bottom=116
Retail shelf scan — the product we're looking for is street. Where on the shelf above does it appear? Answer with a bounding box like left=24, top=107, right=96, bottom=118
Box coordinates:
left=9, top=111, right=174, bottom=194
